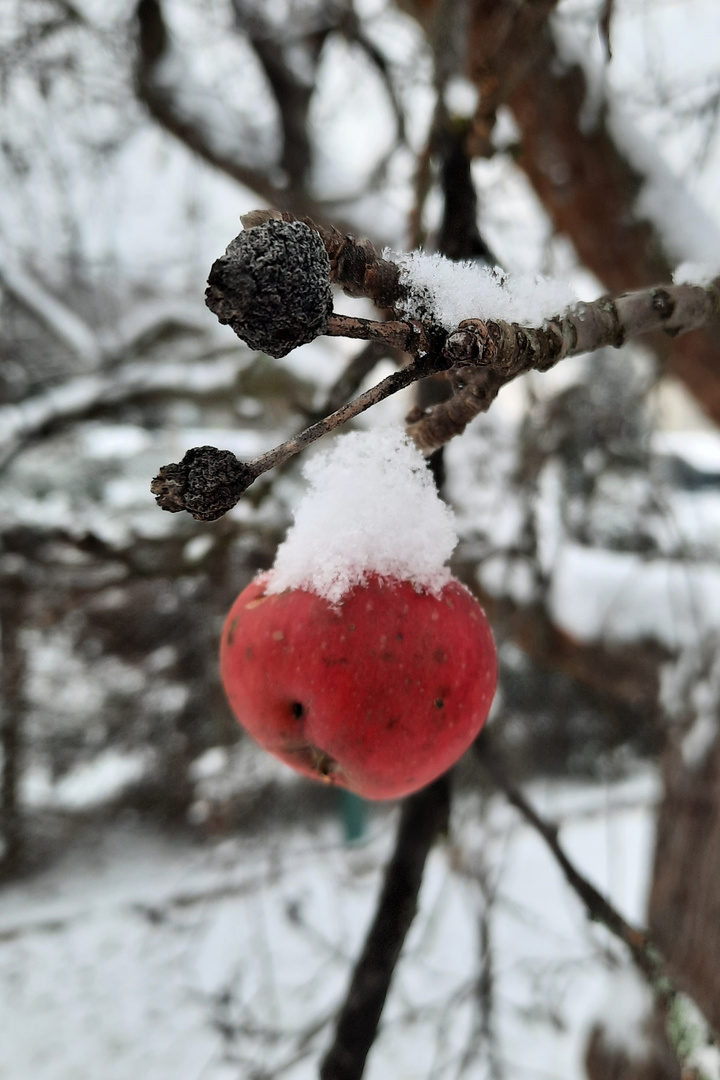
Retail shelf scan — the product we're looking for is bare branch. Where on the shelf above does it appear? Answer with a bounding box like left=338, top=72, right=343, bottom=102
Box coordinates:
left=151, top=351, right=445, bottom=520
left=134, top=0, right=338, bottom=225
left=319, top=775, right=451, bottom=1080
left=309, top=339, right=393, bottom=421
left=407, top=279, right=720, bottom=451
left=491, top=14, right=720, bottom=423
left=154, top=213, right=720, bottom=520
left=0, top=251, right=101, bottom=367
left=0, top=349, right=240, bottom=472
left=475, top=733, right=720, bottom=1069
left=338, top=7, right=407, bottom=147
left=234, top=0, right=319, bottom=190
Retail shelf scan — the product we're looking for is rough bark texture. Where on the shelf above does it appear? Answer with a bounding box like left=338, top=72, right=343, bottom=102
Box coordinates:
left=648, top=739, right=720, bottom=1034
left=500, top=20, right=720, bottom=423
left=407, top=279, right=720, bottom=452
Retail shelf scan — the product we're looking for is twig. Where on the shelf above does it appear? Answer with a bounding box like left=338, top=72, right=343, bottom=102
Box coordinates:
left=151, top=352, right=446, bottom=521
left=153, top=257, right=720, bottom=520
left=308, top=340, right=392, bottom=422
left=135, top=0, right=346, bottom=229
left=319, top=775, right=451, bottom=1080
left=475, top=732, right=720, bottom=1070
left=0, top=251, right=101, bottom=367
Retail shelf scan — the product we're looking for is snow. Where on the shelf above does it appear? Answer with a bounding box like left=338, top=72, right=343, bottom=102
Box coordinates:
left=442, top=76, right=479, bottom=119
left=551, top=0, right=720, bottom=271
left=653, top=430, right=720, bottom=473
left=549, top=543, right=720, bottom=650
left=594, top=967, right=653, bottom=1059
left=608, top=107, right=720, bottom=268
left=392, top=250, right=578, bottom=329
left=22, top=750, right=154, bottom=812
left=681, top=712, right=719, bottom=770
left=673, top=261, right=720, bottom=286
left=267, top=428, right=457, bottom=603
left=0, top=775, right=660, bottom=1080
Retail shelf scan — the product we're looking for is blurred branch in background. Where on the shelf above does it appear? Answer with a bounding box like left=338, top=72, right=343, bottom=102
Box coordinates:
left=2, top=0, right=720, bottom=1078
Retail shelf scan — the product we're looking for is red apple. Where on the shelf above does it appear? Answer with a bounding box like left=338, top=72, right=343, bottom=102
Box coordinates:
left=220, top=573, right=497, bottom=800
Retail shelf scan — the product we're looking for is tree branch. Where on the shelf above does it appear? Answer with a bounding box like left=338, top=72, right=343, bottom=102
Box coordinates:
left=319, top=775, right=450, bottom=1080
left=407, top=278, right=720, bottom=452
left=0, top=251, right=101, bottom=368
left=475, top=732, right=720, bottom=1071
left=134, top=0, right=341, bottom=226
left=0, top=349, right=242, bottom=472
left=153, top=236, right=720, bottom=520
left=492, top=12, right=720, bottom=425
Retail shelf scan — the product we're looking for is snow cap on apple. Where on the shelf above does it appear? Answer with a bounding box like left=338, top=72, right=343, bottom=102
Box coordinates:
left=220, top=428, right=497, bottom=800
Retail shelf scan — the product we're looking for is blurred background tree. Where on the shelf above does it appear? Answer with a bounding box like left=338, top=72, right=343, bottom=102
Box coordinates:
left=1, top=1, right=720, bottom=1077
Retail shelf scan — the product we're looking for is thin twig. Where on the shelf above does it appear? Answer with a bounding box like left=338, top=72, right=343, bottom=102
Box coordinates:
left=475, top=732, right=720, bottom=1067
left=309, top=340, right=391, bottom=422
left=151, top=352, right=447, bottom=520
left=154, top=267, right=720, bottom=520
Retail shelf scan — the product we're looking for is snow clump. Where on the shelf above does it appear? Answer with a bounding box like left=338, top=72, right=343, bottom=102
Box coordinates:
left=266, top=428, right=457, bottom=604
left=673, top=261, right=720, bottom=287
left=391, top=250, right=577, bottom=330
left=596, top=967, right=654, bottom=1060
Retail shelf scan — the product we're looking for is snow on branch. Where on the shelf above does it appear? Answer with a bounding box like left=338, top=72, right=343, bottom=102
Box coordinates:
left=0, top=351, right=243, bottom=471
left=0, top=251, right=101, bottom=368
left=152, top=212, right=720, bottom=521
left=477, top=733, right=720, bottom=1077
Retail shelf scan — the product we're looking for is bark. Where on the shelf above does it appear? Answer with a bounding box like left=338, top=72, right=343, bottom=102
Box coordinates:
left=648, top=737, right=720, bottom=1034
left=319, top=776, right=451, bottom=1080
left=500, top=19, right=720, bottom=424
left=0, top=577, right=26, bottom=874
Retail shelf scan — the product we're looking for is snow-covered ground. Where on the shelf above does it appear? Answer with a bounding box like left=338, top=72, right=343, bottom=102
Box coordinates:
left=0, top=772, right=658, bottom=1080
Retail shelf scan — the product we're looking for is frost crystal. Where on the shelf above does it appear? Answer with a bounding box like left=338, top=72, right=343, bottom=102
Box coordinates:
left=266, top=428, right=457, bottom=604
left=391, top=250, right=576, bottom=329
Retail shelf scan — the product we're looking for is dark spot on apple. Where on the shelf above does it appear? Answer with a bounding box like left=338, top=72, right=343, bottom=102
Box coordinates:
left=245, top=644, right=254, bottom=660
left=227, top=617, right=239, bottom=646
left=434, top=649, right=447, bottom=664
left=291, top=701, right=304, bottom=719
left=396, top=633, right=404, bottom=642
left=435, top=698, right=444, bottom=709
left=381, top=651, right=394, bottom=662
